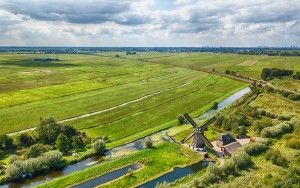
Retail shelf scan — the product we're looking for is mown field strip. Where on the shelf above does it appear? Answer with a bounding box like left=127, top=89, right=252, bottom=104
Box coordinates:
left=2, top=69, right=200, bottom=134
left=61, top=82, right=192, bottom=123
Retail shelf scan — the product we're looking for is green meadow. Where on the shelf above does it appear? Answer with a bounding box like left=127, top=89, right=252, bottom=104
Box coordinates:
left=0, top=53, right=246, bottom=146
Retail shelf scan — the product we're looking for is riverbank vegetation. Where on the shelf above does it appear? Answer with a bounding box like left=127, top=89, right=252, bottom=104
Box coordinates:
left=37, top=143, right=202, bottom=188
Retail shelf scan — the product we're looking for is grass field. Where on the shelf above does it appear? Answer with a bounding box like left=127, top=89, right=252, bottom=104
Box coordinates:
left=37, top=143, right=202, bottom=188
left=251, top=93, right=300, bottom=119
left=0, top=53, right=246, bottom=148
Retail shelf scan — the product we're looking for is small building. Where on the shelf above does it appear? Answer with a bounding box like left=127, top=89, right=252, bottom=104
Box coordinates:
left=216, top=133, right=236, bottom=147
left=221, top=142, right=242, bottom=156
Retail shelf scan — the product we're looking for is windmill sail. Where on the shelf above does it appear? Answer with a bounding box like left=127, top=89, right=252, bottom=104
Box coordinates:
left=181, top=132, right=196, bottom=143
left=183, top=113, right=197, bottom=128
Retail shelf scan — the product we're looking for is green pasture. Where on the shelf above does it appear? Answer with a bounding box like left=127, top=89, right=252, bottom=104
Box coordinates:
left=37, top=143, right=202, bottom=188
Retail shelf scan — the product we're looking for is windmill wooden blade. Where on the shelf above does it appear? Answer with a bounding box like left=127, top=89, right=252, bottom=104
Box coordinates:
left=183, top=113, right=198, bottom=129
left=201, top=116, right=216, bottom=130
left=199, top=134, right=214, bottom=148
left=181, top=132, right=196, bottom=143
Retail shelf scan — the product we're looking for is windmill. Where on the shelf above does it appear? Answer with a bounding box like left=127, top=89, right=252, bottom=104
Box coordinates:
left=181, top=113, right=214, bottom=151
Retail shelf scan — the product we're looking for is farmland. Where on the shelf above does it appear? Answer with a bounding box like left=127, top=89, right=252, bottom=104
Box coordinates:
left=0, top=51, right=299, bottom=187
left=0, top=53, right=246, bottom=142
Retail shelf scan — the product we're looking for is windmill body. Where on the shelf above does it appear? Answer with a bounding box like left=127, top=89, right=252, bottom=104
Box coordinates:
left=181, top=113, right=213, bottom=151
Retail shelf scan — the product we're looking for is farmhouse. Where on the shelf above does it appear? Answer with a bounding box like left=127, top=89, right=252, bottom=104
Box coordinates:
left=216, top=133, right=236, bottom=147
left=221, top=141, right=242, bottom=156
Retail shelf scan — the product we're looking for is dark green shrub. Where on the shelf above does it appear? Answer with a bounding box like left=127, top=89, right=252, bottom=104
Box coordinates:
left=256, top=109, right=266, bottom=116
left=261, top=122, right=293, bottom=138
left=93, top=139, right=106, bottom=155
left=15, top=133, right=34, bottom=148
left=71, top=136, right=84, bottom=151
left=285, top=138, right=300, bottom=149
left=287, top=94, right=300, bottom=101
left=36, top=117, right=62, bottom=145
left=55, top=133, right=70, bottom=154
left=0, top=135, right=14, bottom=151
left=0, top=149, right=5, bottom=160
left=278, top=115, right=292, bottom=121
left=265, top=149, right=288, bottom=167
left=253, top=118, right=273, bottom=133
left=25, top=144, right=51, bottom=159
left=266, top=111, right=277, bottom=119
left=5, top=151, right=63, bottom=181
left=177, top=115, right=187, bottom=125
left=242, top=142, right=268, bottom=156
left=143, top=137, right=153, bottom=149
left=211, top=102, right=218, bottom=110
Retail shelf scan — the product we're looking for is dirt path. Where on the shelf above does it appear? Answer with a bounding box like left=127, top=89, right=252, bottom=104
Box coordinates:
left=7, top=82, right=192, bottom=136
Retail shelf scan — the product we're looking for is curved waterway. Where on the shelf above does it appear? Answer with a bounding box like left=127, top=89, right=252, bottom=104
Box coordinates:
left=74, top=164, right=141, bottom=188
left=1, top=87, right=251, bottom=188
left=138, top=161, right=212, bottom=188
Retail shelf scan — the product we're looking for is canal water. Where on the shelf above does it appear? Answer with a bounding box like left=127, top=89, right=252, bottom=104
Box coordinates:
left=138, top=161, right=211, bottom=188
left=74, top=164, right=141, bottom=188
left=1, top=87, right=251, bottom=188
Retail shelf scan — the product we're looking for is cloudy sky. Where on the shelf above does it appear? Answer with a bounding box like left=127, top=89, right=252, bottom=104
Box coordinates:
left=0, top=0, right=299, bottom=47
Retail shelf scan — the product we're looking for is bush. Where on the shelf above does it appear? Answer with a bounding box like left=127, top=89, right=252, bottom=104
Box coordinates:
left=231, top=150, right=252, bottom=170
left=15, top=133, right=34, bottom=148
left=278, top=115, right=292, bottom=121
left=261, top=121, right=294, bottom=138
left=5, top=151, right=63, bottom=181
left=256, top=109, right=266, bottom=116
left=211, top=102, right=218, bottom=110
left=177, top=115, right=187, bottom=125
left=265, top=149, right=288, bottom=167
left=266, top=111, right=277, bottom=119
left=143, top=137, right=153, bottom=149
left=287, top=94, right=300, bottom=101
left=285, top=138, right=300, bottom=149
left=25, top=144, right=51, bottom=159
left=55, top=133, right=70, bottom=154
left=0, top=135, right=14, bottom=151
left=242, top=142, right=268, bottom=156
left=36, top=117, right=62, bottom=145
left=0, top=149, right=5, bottom=160
left=93, top=139, right=106, bottom=155
left=71, top=136, right=85, bottom=151
left=253, top=118, right=273, bottom=133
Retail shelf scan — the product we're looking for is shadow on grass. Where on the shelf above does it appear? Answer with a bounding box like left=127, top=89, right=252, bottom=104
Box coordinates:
left=1, top=59, right=79, bottom=67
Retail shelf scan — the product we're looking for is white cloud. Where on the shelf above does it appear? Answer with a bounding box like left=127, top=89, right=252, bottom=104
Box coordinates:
left=0, top=0, right=299, bottom=46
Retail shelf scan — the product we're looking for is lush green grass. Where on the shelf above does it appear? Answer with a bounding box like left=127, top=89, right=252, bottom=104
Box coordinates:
left=251, top=93, right=300, bottom=119
left=0, top=53, right=245, bottom=142
left=37, top=143, right=203, bottom=188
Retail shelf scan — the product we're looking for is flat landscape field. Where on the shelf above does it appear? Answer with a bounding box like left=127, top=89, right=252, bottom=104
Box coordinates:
left=0, top=53, right=246, bottom=147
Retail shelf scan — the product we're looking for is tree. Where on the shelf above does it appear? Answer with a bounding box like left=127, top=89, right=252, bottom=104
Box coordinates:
left=212, top=102, right=218, bottom=110
left=36, top=117, right=62, bottom=145
left=25, top=144, right=51, bottom=159
left=177, top=115, right=186, bottom=125
left=55, top=134, right=70, bottom=154
left=61, top=125, right=77, bottom=138
left=71, top=136, right=84, bottom=151
left=237, top=126, right=247, bottom=137
left=0, top=135, right=14, bottom=151
left=93, top=139, right=106, bottom=155
left=143, top=137, right=153, bottom=149
left=15, top=133, right=34, bottom=148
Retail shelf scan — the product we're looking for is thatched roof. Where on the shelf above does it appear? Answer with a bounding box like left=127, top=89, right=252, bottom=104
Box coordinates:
left=222, top=142, right=241, bottom=156
left=217, top=133, right=236, bottom=147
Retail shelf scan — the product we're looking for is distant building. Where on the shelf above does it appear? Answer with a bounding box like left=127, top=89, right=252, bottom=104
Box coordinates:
left=33, top=58, right=59, bottom=62
left=126, top=51, right=136, bottom=55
